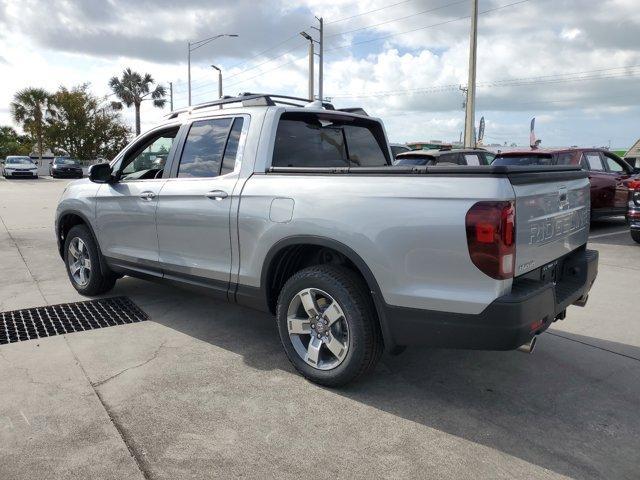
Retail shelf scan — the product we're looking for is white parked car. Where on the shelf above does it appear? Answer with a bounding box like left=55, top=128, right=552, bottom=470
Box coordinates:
left=2, top=156, right=39, bottom=178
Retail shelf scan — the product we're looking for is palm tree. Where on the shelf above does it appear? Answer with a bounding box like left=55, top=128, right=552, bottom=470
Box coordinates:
left=108, top=68, right=167, bottom=136
left=10, top=88, right=52, bottom=163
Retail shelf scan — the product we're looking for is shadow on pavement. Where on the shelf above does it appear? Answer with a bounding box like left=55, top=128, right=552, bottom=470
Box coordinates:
left=138, top=280, right=640, bottom=480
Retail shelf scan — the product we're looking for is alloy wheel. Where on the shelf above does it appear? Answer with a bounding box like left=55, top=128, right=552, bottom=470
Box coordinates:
left=67, top=237, right=92, bottom=287
left=286, top=288, right=350, bottom=370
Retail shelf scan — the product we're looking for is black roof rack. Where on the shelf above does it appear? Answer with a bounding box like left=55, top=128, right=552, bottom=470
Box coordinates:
left=165, top=93, right=336, bottom=119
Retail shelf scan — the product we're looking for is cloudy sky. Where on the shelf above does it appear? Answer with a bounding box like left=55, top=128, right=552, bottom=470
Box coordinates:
left=0, top=0, right=638, bottom=148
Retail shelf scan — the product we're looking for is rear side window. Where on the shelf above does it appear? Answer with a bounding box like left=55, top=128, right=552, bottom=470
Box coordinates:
left=221, top=118, right=244, bottom=175
left=492, top=154, right=553, bottom=166
left=463, top=153, right=481, bottom=166
left=178, top=118, right=232, bottom=178
left=556, top=152, right=575, bottom=165
left=272, top=113, right=389, bottom=168
left=583, top=153, right=604, bottom=171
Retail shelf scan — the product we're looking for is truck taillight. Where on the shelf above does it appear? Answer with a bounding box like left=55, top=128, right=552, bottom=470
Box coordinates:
left=465, top=201, right=515, bottom=280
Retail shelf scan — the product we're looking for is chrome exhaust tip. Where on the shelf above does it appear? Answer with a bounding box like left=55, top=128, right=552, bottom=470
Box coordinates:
left=517, top=336, right=537, bottom=354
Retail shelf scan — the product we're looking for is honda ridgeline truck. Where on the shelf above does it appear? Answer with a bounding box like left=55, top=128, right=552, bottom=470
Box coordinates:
left=55, top=94, right=598, bottom=386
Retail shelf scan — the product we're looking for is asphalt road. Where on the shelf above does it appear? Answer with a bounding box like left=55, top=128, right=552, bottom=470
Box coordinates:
left=1, top=177, right=639, bottom=480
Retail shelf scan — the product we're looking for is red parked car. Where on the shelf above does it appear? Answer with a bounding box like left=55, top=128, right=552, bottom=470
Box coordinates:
left=493, top=148, right=640, bottom=220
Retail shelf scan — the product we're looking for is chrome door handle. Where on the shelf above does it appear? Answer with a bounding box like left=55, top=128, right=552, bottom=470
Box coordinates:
left=205, top=190, right=228, bottom=201
left=139, top=191, right=156, bottom=200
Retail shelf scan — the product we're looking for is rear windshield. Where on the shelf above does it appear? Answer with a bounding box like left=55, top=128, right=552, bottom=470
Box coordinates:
left=272, top=112, right=390, bottom=168
left=492, top=154, right=554, bottom=166
left=394, top=156, right=435, bottom=166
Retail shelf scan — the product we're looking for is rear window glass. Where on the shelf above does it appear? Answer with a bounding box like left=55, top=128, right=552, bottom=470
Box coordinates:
left=464, top=154, right=481, bottom=166
left=394, top=156, right=435, bottom=166
left=272, top=113, right=389, bottom=168
left=556, top=153, right=574, bottom=165
left=583, top=153, right=604, bottom=171
left=492, top=154, right=553, bottom=166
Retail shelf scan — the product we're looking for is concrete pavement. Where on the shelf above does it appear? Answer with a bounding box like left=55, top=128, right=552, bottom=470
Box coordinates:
left=1, top=177, right=639, bottom=479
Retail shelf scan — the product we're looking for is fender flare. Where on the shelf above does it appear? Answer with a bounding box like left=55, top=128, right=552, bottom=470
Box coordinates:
left=57, top=209, right=110, bottom=276
left=260, top=235, right=395, bottom=349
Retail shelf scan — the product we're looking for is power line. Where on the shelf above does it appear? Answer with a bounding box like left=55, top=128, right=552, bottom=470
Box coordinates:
left=326, top=0, right=467, bottom=38
left=329, top=66, right=640, bottom=98
left=326, top=0, right=416, bottom=25
left=325, top=0, right=533, bottom=53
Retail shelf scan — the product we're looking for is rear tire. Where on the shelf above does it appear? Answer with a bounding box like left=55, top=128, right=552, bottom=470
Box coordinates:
left=64, top=225, right=117, bottom=296
left=632, top=230, right=640, bottom=244
left=276, top=265, right=383, bottom=387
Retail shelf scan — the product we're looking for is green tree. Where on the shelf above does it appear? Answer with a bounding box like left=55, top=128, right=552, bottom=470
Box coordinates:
left=46, top=84, right=131, bottom=160
left=10, top=87, right=52, bottom=162
left=0, top=126, right=32, bottom=158
left=108, top=68, right=166, bottom=136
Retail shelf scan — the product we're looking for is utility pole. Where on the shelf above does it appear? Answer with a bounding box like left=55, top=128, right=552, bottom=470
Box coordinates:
left=464, top=0, right=478, bottom=148
left=313, top=17, right=324, bottom=102
left=169, top=82, right=174, bottom=111
left=300, top=32, right=315, bottom=101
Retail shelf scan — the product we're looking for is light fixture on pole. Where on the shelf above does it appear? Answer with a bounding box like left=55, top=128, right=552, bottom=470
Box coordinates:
left=300, top=31, right=315, bottom=101
left=188, top=33, right=238, bottom=106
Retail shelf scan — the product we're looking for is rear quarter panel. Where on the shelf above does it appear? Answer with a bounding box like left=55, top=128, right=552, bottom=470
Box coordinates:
left=237, top=174, right=515, bottom=315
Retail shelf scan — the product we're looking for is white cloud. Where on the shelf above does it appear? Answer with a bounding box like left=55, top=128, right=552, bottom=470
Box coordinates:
left=1, top=0, right=640, bottom=148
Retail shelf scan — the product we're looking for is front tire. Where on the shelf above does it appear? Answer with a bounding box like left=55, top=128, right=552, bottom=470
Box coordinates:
left=632, top=230, right=640, bottom=244
left=276, top=265, right=383, bottom=387
left=64, top=225, right=117, bottom=296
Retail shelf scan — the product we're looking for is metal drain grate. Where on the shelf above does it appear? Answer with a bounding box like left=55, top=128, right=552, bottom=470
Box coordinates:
left=0, top=297, right=148, bottom=345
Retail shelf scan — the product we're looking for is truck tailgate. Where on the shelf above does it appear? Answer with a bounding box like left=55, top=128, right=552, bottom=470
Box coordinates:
left=510, top=171, right=590, bottom=276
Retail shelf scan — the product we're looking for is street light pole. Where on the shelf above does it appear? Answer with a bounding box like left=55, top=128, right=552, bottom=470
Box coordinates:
left=464, top=0, right=478, bottom=148
left=188, top=42, right=192, bottom=106
left=211, top=65, right=223, bottom=98
left=300, top=32, right=315, bottom=101
left=187, top=33, right=238, bottom=106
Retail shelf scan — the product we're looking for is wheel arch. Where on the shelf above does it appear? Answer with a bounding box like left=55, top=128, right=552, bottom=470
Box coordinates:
left=56, top=210, right=110, bottom=275
left=258, top=235, right=395, bottom=350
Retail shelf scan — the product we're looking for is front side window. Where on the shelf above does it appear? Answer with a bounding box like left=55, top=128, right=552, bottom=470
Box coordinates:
left=603, top=153, right=625, bottom=172
left=120, top=128, right=178, bottom=180
left=272, top=113, right=389, bottom=168
left=583, top=153, right=604, bottom=171
left=178, top=118, right=232, bottom=178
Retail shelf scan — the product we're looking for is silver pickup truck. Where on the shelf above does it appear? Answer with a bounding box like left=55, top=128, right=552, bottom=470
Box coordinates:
left=55, top=94, right=598, bottom=386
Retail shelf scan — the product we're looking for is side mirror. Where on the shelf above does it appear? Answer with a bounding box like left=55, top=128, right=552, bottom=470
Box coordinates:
left=89, top=163, right=113, bottom=183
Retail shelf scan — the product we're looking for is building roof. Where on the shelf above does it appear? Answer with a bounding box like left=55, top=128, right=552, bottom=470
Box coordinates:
left=625, top=138, right=640, bottom=158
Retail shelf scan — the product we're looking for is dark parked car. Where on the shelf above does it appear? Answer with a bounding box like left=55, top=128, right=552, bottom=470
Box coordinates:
left=628, top=179, right=640, bottom=243
left=394, top=148, right=494, bottom=166
left=50, top=157, right=83, bottom=178
left=493, top=148, right=640, bottom=220
left=390, top=143, right=411, bottom=158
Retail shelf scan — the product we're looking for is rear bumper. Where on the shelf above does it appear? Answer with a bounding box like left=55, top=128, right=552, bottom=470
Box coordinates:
left=383, top=248, right=598, bottom=350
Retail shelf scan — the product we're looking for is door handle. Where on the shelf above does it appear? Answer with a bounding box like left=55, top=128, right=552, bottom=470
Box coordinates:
left=205, top=190, right=228, bottom=201
left=139, top=191, right=156, bottom=200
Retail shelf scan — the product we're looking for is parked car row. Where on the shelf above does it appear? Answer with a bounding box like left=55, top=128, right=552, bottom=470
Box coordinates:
left=1, top=156, right=84, bottom=179
left=55, top=93, right=599, bottom=386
